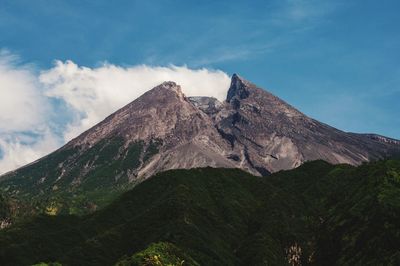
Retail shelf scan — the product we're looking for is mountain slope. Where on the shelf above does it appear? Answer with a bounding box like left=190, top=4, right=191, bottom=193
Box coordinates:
left=216, top=74, right=400, bottom=172
left=1, top=75, right=399, bottom=217
left=1, top=160, right=399, bottom=265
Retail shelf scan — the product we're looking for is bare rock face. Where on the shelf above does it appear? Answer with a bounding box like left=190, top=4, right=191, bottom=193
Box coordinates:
left=188, top=96, right=223, bottom=118
left=215, top=74, right=400, bottom=173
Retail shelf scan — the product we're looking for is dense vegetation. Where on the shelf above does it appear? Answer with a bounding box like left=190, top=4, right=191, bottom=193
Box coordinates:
left=0, top=159, right=399, bottom=265
left=0, top=137, right=162, bottom=218
left=115, top=242, right=199, bottom=266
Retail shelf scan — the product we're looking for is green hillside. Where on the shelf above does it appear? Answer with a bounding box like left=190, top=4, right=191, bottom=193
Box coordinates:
left=0, top=137, right=162, bottom=218
left=0, top=159, right=399, bottom=265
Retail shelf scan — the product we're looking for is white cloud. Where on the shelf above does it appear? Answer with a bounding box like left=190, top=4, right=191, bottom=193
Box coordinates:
left=40, top=61, right=230, bottom=142
left=0, top=55, right=230, bottom=174
left=0, top=51, right=60, bottom=174
left=0, top=131, right=60, bottom=173
left=0, top=51, right=48, bottom=132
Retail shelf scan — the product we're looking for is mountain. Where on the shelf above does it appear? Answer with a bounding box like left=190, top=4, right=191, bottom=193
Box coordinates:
left=1, top=74, right=400, bottom=217
left=216, top=74, right=400, bottom=172
left=1, top=159, right=399, bottom=265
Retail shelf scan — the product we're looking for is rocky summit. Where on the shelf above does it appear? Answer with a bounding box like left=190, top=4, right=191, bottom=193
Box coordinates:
left=1, top=74, right=400, bottom=215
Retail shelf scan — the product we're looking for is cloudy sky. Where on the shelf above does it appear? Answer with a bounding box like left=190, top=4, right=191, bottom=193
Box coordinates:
left=0, top=0, right=399, bottom=174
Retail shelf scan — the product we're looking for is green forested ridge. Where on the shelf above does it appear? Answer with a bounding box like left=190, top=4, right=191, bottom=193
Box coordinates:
left=0, top=159, right=399, bottom=265
left=0, top=137, right=162, bottom=217
left=0, top=194, right=11, bottom=222
left=115, top=242, right=199, bottom=266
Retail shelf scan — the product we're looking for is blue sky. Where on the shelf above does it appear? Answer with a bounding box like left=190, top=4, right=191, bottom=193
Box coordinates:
left=0, top=0, right=399, bottom=172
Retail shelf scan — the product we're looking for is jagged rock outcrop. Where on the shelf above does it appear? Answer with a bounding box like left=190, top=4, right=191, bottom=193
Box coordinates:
left=188, top=96, right=223, bottom=118
left=214, top=74, right=400, bottom=172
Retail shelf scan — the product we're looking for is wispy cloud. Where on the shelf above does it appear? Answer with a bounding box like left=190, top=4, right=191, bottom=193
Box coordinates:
left=0, top=50, right=61, bottom=173
left=272, top=0, right=343, bottom=25
left=139, top=1, right=343, bottom=68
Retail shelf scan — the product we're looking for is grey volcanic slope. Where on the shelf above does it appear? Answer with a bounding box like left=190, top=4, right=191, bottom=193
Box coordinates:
left=214, top=74, right=400, bottom=172
left=0, top=74, right=399, bottom=216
